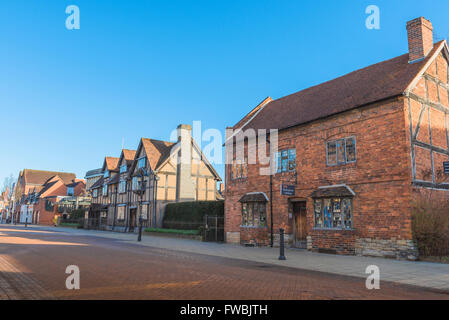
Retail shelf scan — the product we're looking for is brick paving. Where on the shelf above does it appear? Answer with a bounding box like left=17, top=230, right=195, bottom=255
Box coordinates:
left=11, top=224, right=449, bottom=291
left=0, top=225, right=448, bottom=299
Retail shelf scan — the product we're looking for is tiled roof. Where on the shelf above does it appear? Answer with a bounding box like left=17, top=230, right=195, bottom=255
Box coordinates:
left=239, top=192, right=269, bottom=202
left=85, top=168, right=103, bottom=178
left=104, top=157, right=119, bottom=171
left=141, top=138, right=176, bottom=170
left=22, top=169, right=76, bottom=185
left=90, top=176, right=104, bottom=189
left=310, top=185, right=355, bottom=198
left=239, top=42, right=444, bottom=132
left=122, top=149, right=136, bottom=161
left=37, top=181, right=59, bottom=197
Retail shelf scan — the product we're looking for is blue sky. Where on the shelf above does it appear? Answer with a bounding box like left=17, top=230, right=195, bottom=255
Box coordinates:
left=1, top=0, right=448, bottom=186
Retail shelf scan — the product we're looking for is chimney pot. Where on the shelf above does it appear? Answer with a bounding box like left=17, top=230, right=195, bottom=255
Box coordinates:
left=406, top=17, right=434, bottom=63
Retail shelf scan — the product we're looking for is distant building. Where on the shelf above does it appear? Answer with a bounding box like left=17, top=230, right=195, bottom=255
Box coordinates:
left=89, top=124, right=222, bottom=232
left=84, top=168, right=103, bottom=191
left=13, top=169, right=86, bottom=225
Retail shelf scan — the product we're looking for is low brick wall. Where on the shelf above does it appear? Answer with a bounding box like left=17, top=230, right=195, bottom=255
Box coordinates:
left=239, top=227, right=270, bottom=246
left=310, top=229, right=357, bottom=255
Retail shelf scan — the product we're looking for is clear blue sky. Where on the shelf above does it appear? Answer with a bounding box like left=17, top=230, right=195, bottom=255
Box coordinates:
left=1, top=0, right=448, bottom=186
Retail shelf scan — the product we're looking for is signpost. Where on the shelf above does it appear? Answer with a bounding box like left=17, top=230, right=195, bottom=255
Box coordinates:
left=281, top=184, right=295, bottom=196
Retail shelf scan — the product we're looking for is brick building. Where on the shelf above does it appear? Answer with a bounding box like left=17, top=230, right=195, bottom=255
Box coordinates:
left=12, top=169, right=86, bottom=225
left=224, top=17, right=449, bottom=259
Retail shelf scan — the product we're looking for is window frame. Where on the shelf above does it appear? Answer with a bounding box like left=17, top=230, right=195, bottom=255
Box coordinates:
left=313, top=197, right=353, bottom=230
left=276, top=148, right=296, bottom=173
left=92, top=189, right=98, bottom=198
left=326, top=137, right=357, bottom=166
left=102, top=184, right=108, bottom=196
left=120, top=165, right=127, bottom=173
left=119, top=180, right=127, bottom=194
left=104, top=170, right=110, bottom=178
left=138, top=157, right=146, bottom=169
left=231, top=158, right=247, bottom=181
left=241, top=201, right=267, bottom=228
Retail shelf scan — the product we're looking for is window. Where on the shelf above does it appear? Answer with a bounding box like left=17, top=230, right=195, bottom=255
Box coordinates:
left=93, top=189, right=98, bottom=198
left=119, top=181, right=126, bottom=193
left=132, top=177, right=139, bottom=190
left=231, top=158, right=247, bottom=180
left=117, top=206, right=125, bottom=221
left=120, top=165, right=127, bottom=173
left=275, top=149, right=296, bottom=173
left=138, top=157, right=146, bottom=169
left=314, top=198, right=352, bottom=229
left=67, top=187, right=74, bottom=196
left=241, top=202, right=267, bottom=227
left=104, top=170, right=110, bottom=178
left=102, top=184, right=108, bottom=196
left=326, top=137, right=356, bottom=166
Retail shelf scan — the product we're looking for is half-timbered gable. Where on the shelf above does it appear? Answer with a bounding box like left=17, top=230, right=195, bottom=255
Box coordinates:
left=405, top=41, right=449, bottom=189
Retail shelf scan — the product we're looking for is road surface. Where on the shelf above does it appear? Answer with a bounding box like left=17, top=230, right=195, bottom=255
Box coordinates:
left=0, top=225, right=448, bottom=300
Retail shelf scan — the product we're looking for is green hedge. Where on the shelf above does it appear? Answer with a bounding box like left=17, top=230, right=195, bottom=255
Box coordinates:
left=163, top=200, right=224, bottom=230
left=144, top=228, right=199, bottom=235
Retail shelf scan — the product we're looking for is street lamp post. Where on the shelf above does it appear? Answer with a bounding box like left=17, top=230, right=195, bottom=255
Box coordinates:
left=133, top=168, right=148, bottom=242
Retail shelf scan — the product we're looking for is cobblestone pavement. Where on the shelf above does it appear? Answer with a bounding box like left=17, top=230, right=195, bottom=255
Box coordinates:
left=0, top=225, right=449, bottom=299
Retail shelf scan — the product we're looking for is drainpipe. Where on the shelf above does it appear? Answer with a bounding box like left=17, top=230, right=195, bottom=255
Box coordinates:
left=153, top=174, right=158, bottom=227
left=266, top=135, right=274, bottom=248
left=270, top=174, right=273, bottom=247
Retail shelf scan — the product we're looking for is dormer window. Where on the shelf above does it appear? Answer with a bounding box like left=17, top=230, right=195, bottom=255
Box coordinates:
left=104, top=170, right=110, bottom=178
left=138, top=157, right=146, bottom=169
left=120, top=165, right=127, bottom=173
left=67, top=187, right=74, bottom=196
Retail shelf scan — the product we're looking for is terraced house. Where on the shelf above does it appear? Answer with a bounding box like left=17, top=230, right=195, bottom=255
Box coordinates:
left=224, top=17, right=449, bottom=259
left=89, top=124, right=222, bottom=232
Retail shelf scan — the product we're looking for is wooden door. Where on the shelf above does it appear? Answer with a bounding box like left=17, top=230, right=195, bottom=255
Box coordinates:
left=293, top=202, right=307, bottom=248
left=129, top=209, right=136, bottom=231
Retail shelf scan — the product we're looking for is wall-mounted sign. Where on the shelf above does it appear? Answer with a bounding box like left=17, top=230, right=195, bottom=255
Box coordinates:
left=281, top=184, right=295, bottom=196
left=444, top=161, right=449, bottom=174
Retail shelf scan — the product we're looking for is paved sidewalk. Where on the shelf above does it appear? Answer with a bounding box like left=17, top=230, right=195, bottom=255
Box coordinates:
left=6, top=224, right=449, bottom=291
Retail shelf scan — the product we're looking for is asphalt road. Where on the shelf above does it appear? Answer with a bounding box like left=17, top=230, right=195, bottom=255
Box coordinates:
left=0, top=225, right=448, bottom=300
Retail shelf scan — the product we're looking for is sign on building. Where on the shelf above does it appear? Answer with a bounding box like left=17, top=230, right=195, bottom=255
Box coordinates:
left=281, top=184, right=295, bottom=196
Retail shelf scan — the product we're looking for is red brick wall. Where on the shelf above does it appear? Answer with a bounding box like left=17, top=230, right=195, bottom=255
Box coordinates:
left=33, top=198, right=58, bottom=226
left=225, top=97, right=414, bottom=253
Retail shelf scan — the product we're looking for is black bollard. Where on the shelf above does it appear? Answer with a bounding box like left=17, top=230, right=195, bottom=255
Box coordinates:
left=25, top=217, right=28, bottom=228
left=138, top=216, right=143, bottom=242
left=278, top=228, right=286, bottom=260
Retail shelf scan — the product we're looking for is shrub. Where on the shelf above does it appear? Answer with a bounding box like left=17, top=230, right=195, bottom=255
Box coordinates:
left=144, top=228, right=199, bottom=236
left=411, top=196, right=449, bottom=258
left=163, top=201, right=224, bottom=230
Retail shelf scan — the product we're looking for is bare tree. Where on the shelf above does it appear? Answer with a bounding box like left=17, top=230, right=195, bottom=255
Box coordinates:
left=2, top=174, right=15, bottom=196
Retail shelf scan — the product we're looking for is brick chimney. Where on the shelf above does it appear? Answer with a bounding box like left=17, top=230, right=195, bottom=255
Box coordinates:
left=175, top=124, right=195, bottom=201
left=406, top=17, right=434, bottom=63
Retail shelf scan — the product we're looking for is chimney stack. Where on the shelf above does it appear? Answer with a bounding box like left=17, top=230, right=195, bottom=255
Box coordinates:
left=176, top=124, right=195, bottom=201
left=406, top=17, right=434, bottom=63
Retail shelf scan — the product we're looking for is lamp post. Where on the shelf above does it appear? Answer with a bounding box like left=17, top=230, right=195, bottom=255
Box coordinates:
left=133, top=168, right=148, bottom=242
